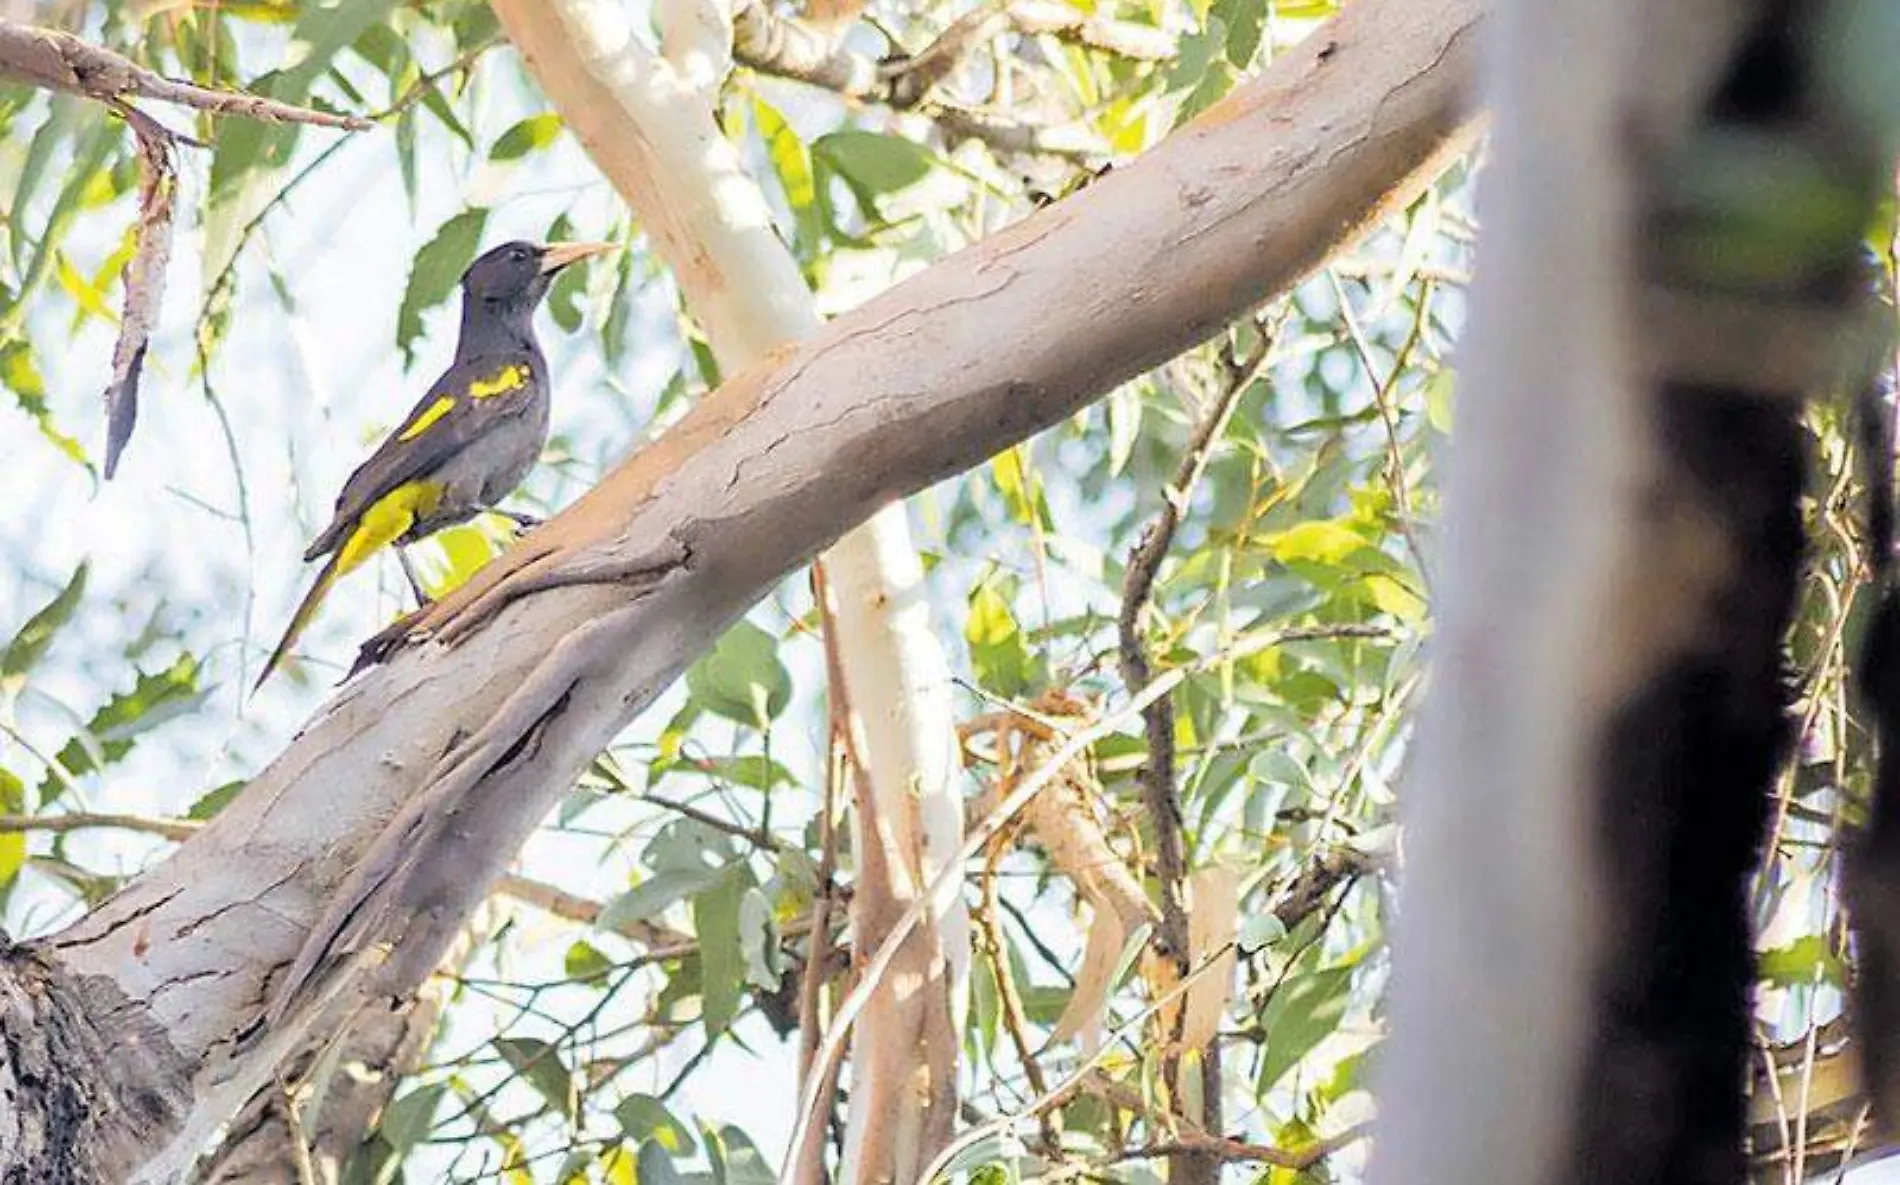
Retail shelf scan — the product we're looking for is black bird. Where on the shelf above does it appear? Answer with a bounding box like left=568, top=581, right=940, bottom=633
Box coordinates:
left=256, top=239, right=614, bottom=689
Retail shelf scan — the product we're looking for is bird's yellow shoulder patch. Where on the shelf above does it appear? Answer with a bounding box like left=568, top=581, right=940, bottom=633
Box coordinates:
left=336, top=481, right=443, bottom=576
left=468, top=364, right=529, bottom=400
left=398, top=396, right=456, bottom=441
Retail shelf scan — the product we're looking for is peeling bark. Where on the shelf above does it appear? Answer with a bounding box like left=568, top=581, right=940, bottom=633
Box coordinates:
left=4, top=0, right=1479, bottom=1176
left=0, top=936, right=194, bottom=1184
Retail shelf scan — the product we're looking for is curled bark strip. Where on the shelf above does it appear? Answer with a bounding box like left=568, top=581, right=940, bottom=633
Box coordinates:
left=102, top=106, right=177, bottom=479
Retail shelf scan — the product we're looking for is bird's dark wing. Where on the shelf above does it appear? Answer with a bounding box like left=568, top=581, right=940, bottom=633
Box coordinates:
left=305, top=353, right=543, bottom=561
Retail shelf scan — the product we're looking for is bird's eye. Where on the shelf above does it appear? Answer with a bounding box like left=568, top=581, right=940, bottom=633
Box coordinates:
left=511, top=247, right=530, bottom=260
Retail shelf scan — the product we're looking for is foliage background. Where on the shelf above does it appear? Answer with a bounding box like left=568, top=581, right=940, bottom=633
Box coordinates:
left=0, top=0, right=1871, bottom=1181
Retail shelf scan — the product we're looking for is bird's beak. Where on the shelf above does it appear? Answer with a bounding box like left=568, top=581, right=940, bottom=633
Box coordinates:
left=538, top=241, right=618, bottom=274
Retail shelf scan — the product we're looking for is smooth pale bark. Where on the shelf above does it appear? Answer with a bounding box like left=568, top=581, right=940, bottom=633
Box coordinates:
left=489, top=0, right=969, bottom=1174
left=4, top=0, right=1479, bottom=1177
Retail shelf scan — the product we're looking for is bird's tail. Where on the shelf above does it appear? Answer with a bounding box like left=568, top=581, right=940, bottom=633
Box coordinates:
left=255, top=549, right=347, bottom=692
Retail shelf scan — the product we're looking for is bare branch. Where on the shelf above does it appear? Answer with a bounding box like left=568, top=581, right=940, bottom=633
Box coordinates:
left=0, top=20, right=372, bottom=129
left=1114, top=318, right=1267, bottom=1183
left=1009, top=0, right=1175, bottom=61
left=728, top=0, right=1116, bottom=160
left=0, top=810, right=198, bottom=842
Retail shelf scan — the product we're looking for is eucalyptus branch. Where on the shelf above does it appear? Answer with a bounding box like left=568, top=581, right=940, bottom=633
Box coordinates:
left=0, top=20, right=372, bottom=129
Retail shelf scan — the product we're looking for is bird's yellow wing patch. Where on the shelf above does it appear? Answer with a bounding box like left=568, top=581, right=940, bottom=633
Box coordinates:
left=397, top=395, right=456, bottom=441
left=336, top=481, right=443, bottom=576
left=468, top=364, right=529, bottom=400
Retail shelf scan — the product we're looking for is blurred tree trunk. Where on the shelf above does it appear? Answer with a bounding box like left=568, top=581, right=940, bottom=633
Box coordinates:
left=0, top=0, right=1478, bottom=1179
left=1372, top=1, right=1891, bottom=1183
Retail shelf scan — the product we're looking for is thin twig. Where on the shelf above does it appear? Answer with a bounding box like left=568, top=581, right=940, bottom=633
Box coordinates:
left=1326, top=268, right=1435, bottom=583
left=1103, top=1124, right=1367, bottom=1169
left=791, top=565, right=850, bottom=1185
left=642, top=789, right=783, bottom=851
left=277, top=1078, right=320, bottom=1185
left=0, top=810, right=198, bottom=841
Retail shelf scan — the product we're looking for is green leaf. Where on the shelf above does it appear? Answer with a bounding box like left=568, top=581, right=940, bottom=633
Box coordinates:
left=696, top=868, right=745, bottom=1034
left=1424, top=370, right=1455, bottom=433
left=0, top=770, right=25, bottom=888
left=545, top=214, right=587, bottom=334
left=491, top=113, right=563, bottom=161
left=493, top=1036, right=574, bottom=1117
left=637, top=1142, right=682, bottom=1185
left=1239, top=913, right=1287, bottom=953
left=1263, top=519, right=1370, bottom=566
left=1212, top=0, right=1267, bottom=67
left=674, top=754, right=794, bottom=792
left=1759, top=934, right=1847, bottom=988
left=377, top=1082, right=446, bottom=1153
left=1, top=340, right=88, bottom=470
left=685, top=620, right=791, bottom=729
left=41, top=655, right=205, bottom=802
left=812, top=130, right=937, bottom=200
left=754, top=97, right=822, bottom=258
left=11, top=96, right=84, bottom=271
left=965, top=582, right=1035, bottom=697
left=4, top=562, right=87, bottom=679
left=613, top=1094, right=697, bottom=1154
left=398, top=208, right=488, bottom=365
left=597, top=864, right=727, bottom=930
left=209, top=0, right=396, bottom=202
left=15, top=120, right=116, bottom=317
left=564, top=939, right=614, bottom=984
left=704, top=1125, right=775, bottom=1185
left=186, top=780, right=247, bottom=821
left=738, top=885, right=782, bottom=990
left=1256, top=965, right=1354, bottom=1092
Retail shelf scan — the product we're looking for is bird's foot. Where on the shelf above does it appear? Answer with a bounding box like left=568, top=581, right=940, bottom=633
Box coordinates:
left=496, top=509, right=542, bottom=536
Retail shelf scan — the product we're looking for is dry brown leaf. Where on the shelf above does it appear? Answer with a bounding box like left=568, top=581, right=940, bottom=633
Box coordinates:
left=1178, top=864, right=1239, bottom=1052
left=1049, top=902, right=1125, bottom=1049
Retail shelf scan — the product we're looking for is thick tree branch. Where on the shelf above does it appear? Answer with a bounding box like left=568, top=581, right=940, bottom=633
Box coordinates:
left=15, top=0, right=1479, bottom=1175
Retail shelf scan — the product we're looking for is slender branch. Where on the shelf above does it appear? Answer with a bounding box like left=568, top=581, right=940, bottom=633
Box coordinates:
left=1010, top=0, right=1175, bottom=61
left=1106, top=1125, right=1368, bottom=1169
left=731, top=0, right=1170, bottom=101
left=644, top=790, right=783, bottom=851
left=0, top=811, right=198, bottom=842
left=0, top=20, right=372, bottom=129
left=791, top=568, right=850, bottom=1185
left=1114, top=322, right=1269, bottom=1179
left=729, top=0, right=1113, bottom=160
left=978, top=816, right=1055, bottom=1142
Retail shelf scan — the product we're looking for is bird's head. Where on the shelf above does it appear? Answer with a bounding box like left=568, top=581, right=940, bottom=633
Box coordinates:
left=461, top=240, right=617, bottom=316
